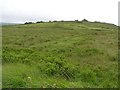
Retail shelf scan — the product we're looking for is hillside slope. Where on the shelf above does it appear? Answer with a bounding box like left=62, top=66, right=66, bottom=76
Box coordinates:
left=2, top=21, right=118, bottom=88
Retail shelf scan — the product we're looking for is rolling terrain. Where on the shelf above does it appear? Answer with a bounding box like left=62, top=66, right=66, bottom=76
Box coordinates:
left=2, top=21, right=118, bottom=88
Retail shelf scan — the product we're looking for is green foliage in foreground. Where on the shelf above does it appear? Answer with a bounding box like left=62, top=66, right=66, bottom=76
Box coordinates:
left=2, top=21, right=118, bottom=88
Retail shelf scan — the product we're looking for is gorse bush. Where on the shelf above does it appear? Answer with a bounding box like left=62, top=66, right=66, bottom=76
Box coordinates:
left=2, top=47, right=34, bottom=64
left=37, top=55, right=79, bottom=80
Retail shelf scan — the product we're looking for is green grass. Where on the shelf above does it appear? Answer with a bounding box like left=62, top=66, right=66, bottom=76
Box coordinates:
left=2, top=21, right=118, bottom=88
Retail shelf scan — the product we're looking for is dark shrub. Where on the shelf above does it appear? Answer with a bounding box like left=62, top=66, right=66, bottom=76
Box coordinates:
left=36, top=21, right=43, bottom=23
left=75, top=20, right=79, bottom=22
left=24, top=22, right=33, bottom=24
left=81, top=19, right=89, bottom=22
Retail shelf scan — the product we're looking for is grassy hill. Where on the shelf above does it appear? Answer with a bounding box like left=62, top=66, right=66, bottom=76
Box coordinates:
left=2, top=21, right=118, bottom=88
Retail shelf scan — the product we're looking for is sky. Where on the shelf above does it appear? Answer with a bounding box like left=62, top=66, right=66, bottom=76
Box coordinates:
left=0, top=0, right=119, bottom=25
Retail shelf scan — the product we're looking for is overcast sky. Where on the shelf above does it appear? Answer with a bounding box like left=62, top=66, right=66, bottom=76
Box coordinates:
left=0, top=0, right=119, bottom=25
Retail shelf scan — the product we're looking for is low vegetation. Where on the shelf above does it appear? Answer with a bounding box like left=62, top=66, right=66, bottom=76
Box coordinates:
left=2, top=20, right=118, bottom=88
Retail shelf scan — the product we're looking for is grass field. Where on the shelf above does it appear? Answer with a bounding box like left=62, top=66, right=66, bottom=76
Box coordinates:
left=2, top=21, right=118, bottom=88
